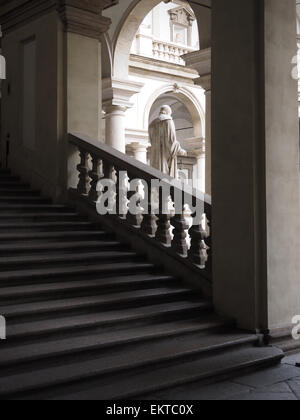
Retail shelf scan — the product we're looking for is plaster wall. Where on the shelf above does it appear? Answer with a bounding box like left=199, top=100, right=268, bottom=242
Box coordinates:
left=1, top=12, right=103, bottom=201
left=264, top=0, right=300, bottom=330
left=212, top=0, right=300, bottom=331
left=1, top=12, right=61, bottom=199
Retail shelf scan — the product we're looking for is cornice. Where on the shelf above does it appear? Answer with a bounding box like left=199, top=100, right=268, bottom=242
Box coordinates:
left=0, top=0, right=111, bottom=38
left=58, top=1, right=111, bottom=39
left=0, top=0, right=57, bottom=33
left=102, top=77, right=144, bottom=110
left=182, top=48, right=211, bottom=76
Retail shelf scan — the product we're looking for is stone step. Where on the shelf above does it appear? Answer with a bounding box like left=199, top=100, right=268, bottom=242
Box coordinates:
left=0, top=204, right=74, bottom=213
left=0, top=189, right=40, bottom=196
left=1, top=286, right=196, bottom=320
left=0, top=342, right=283, bottom=400
left=0, top=250, right=141, bottom=271
left=0, top=230, right=112, bottom=243
left=0, top=169, right=281, bottom=401
left=0, top=181, right=30, bottom=188
left=0, top=274, right=175, bottom=301
left=47, top=348, right=283, bottom=401
left=0, top=240, right=125, bottom=257
left=0, top=175, right=20, bottom=181
left=7, top=300, right=210, bottom=340
left=0, top=221, right=99, bottom=232
left=0, top=196, right=51, bottom=204
left=0, top=213, right=84, bottom=223
left=0, top=316, right=227, bottom=368
left=0, top=261, right=156, bottom=283
left=0, top=168, right=11, bottom=175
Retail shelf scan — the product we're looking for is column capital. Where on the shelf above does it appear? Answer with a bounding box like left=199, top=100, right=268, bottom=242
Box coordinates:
left=102, top=77, right=144, bottom=110
left=181, top=137, right=206, bottom=156
left=0, top=0, right=111, bottom=38
left=182, top=48, right=211, bottom=76
left=126, top=142, right=150, bottom=153
left=126, top=142, right=150, bottom=164
left=103, top=104, right=127, bottom=116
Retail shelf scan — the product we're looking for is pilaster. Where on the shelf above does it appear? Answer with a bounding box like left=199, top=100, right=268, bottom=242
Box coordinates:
left=102, top=78, right=144, bottom=153
left=183, top=48, right=211, bottom=194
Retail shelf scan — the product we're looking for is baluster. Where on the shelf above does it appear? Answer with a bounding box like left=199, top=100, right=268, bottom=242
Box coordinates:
left=141, top=183, right=157, bottom=237
left=171, top=188, right=189, bottom=256
left=172, top=47, right=176, bottom=62
left=204, top=202, right=212, bottom=273
left=188, top=213, right=208, bottom=268
left=115, top=168, right=128, bottom=219
left=152, top=41, right=157, bottom=58
left=126, top=173, right=141, bottom=227
left=155, top=187, right=171, bottom=246
left=88, top=155, right=103, bottom=203
left=175, top=47, right=179, bottom=63
left=159, top=42, right=163, bottom=59
left=77, top=149, right=90, bottom=195
left=102, top=160, right=116, bottom=212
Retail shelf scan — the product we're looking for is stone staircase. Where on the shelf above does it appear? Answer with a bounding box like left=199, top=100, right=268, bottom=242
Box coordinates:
left=0, top=168, right=283, bottom=400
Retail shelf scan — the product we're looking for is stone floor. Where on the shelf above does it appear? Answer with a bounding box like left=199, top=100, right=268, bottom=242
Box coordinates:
left=145, top=352, right=300, bottom=400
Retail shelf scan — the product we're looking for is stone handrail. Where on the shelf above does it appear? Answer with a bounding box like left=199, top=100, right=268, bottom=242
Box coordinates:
left=69, top=133, right=212, bottom=280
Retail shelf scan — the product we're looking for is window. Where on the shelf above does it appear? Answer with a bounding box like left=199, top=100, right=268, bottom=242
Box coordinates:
left=168, top=6, right=195, bottom=47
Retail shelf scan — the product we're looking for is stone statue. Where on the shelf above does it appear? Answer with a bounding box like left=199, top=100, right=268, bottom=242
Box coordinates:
left=149, top=105, right=187, bottom=178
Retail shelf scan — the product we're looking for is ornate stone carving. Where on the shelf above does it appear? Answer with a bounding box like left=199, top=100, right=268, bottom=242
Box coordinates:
left=168, top=6, right=195, bottom=27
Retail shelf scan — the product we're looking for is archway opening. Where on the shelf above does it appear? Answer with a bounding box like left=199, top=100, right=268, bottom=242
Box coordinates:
left=149, top=92, right=204, bottom=189
left=149, top=94, right=195, bottom=143
left=102, top=0, right=208, bottom=191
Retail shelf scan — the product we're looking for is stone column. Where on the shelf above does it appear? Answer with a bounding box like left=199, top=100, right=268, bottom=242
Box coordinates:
left=194, top=141, right=206, bottom=193
left=103, top=105, right=127, bottom=153
left=212, top=0, right=300, bottom=332
left=127, top=142, right=149, bottom=164
left=183, top=49, right=211, bottom=195
left=102, top=78, right=144, bottom=153
left=200, top=76, right=211, bottom=196
left=182, top=137, right=206, bottom=192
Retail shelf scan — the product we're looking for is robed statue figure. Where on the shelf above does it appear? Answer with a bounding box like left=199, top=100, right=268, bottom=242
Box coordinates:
left=149, top=105, right=187, bottom=179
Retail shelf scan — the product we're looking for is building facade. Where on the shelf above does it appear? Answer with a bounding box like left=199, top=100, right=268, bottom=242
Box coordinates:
left=0, top=0, right=300, bottom=381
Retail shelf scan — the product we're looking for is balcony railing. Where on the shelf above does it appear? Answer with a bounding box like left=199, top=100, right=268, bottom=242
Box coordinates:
left=152, top=40, right=195, bottom=66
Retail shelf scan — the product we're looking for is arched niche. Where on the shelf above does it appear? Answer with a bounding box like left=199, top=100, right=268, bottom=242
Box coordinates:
left=144, top=84, right=205, bottom=139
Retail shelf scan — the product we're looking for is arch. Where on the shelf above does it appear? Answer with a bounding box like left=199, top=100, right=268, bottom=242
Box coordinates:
left=143, top=84, right=205, bottom=138
left=112, top=0, right=211, bottom=80
left=101, top=33, right=113, bottom=80
left=113, top=0, right=161, bottom=79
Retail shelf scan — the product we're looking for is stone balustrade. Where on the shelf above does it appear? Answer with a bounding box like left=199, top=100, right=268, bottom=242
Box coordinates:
left=69, top=133, right=212, bottom=280
left=152, top=40, right=195, bottom=65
